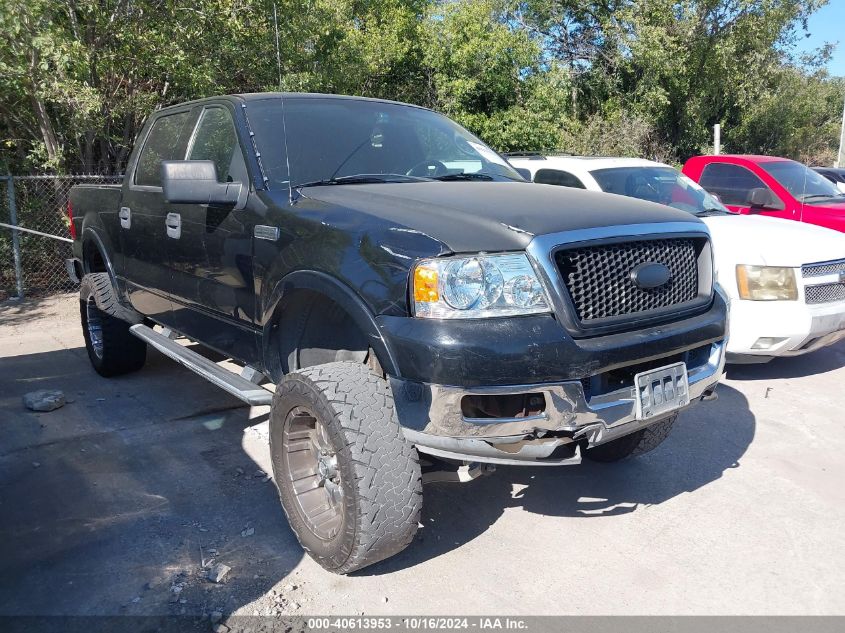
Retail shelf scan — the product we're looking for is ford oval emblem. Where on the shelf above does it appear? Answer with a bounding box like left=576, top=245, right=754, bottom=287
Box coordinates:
left=630, top=262, right=672, bottom=289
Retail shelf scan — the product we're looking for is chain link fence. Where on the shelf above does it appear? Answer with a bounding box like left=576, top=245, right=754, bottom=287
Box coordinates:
left=0, top=175, right=122, bottom=301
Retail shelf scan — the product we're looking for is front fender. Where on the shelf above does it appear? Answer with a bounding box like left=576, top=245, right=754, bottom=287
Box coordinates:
left=261, top=269, right=400, bottom=377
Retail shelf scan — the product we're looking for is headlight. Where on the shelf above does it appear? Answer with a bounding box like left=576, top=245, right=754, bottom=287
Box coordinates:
left=413, top=253, right=552, bottom=318
left=735, top=265, right=797, bottom=301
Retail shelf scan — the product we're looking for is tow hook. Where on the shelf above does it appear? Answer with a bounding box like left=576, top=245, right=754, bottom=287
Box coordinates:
left=701, top=387, right=719, bottom=402
left=421, top=462, right=496, bottom=484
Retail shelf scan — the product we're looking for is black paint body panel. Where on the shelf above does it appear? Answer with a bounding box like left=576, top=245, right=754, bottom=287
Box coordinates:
left=68, top=93, right=725, bottom=388
left=303, top=181, right=693, bottom=254
left=377, top=291, right=727, bottom=387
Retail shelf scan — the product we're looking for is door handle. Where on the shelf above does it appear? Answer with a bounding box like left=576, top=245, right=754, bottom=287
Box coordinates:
left=165, top=212, right=181, bottom=239
left=119, top=207, right=131, bottom=229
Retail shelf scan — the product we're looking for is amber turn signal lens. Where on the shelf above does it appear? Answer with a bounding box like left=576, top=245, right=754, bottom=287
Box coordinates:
left=736, top=265, right=751, bottom=298
left=413, top=266, right=439, bottom=303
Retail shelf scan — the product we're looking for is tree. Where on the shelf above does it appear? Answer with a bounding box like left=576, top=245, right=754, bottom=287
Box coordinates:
left=1, top=0, right=842, bottom=171
left=423, top=0, right=571, bottom=151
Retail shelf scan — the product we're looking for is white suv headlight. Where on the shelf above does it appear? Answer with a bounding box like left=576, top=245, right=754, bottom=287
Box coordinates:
left=413, top=253, right=552, bottom=318
left=736, top=265, right=798, bottom=301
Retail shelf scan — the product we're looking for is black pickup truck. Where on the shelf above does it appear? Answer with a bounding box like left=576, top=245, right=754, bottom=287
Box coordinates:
left=68, top=93, right=727, bottom=573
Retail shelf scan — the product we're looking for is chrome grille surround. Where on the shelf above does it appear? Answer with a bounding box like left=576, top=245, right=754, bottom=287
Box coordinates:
left=801, top=258, right=845, bottom=304
left=525, top=222, right=714, bottom=337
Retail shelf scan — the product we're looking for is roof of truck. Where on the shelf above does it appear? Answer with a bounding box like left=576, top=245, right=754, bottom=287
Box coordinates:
left=156, top=92, right=428, bottom=113
left=689, top=154, right=791, bottom=163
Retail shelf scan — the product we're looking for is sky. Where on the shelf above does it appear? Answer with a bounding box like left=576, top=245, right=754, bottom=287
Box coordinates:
left=794, top=1, right=845, bottom=77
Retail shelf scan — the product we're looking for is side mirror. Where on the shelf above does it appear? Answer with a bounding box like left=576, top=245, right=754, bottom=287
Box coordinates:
left=514, top=167, right=532, bottom=181
left=161, top=160, right=242, bottom=206
left=747, top=187, right=783, bottom=211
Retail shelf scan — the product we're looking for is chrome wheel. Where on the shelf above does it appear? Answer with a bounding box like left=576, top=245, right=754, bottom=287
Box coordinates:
left=282, top=406, right=344, bottom=540
left=85, top=297, right=104, bottom=360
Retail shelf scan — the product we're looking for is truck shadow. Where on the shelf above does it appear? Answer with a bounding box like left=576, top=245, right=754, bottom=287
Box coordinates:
left=1, top=339, right=754, bottom=604
left=726, top=339, right=845, bottom=381
left=366, top=382, right=754, bottom=575
left=0, top=346, right=302, bottom=617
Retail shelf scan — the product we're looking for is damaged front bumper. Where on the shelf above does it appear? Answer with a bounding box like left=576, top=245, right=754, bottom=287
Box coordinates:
left=393, top=340, right=725, bottom=466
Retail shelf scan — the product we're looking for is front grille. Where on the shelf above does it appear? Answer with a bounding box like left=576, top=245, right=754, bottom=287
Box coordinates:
left=555, top=238, right=699, bottom=322
left=805, top=282, right=845, bottom=304
left=802, top=259, right=845, bottom=278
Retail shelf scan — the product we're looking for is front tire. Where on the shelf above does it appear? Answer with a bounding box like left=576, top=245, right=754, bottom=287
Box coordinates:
left=79, top=273, right=146, bottom=377
left=270, top=361, right=422, bottom=574
left=584, top=414, right=677, bottom=463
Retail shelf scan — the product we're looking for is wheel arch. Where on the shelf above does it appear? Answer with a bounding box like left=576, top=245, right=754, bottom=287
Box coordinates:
left=81, top=227, right=118, bottom=289
left=261, top=270, right=400, bottom=382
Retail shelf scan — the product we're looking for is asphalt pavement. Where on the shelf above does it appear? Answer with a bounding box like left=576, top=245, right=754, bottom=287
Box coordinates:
left=1, top=294, right=843, bottom=619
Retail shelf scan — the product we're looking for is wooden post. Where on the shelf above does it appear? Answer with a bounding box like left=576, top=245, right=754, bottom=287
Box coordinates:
left=4, top=175, right=24, bottom=299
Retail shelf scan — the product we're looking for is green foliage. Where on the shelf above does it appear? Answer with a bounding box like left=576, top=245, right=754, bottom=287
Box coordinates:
left=559, top=109, right=675, bottom=161
left=0, top=0, right=843, bottom=173
left=423, top=0, right=571, bottom=151
left=731, top=69, right=845, bottom=164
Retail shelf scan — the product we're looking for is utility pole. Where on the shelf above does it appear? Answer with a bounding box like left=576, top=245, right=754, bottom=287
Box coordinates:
left=837, top=92, right=845, bottom=168
left=714, top=124, right=721, bottom=155
left=273, top=3, right=282, bottom=90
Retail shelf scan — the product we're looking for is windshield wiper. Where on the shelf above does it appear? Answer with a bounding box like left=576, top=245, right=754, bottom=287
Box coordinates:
left=295, top=174, right=431, bottom=188
left=695, top=208, right=730, bottom=216
left=801, top=193, right=844, bottom=201
left=434, top=172, right=494, bottom=181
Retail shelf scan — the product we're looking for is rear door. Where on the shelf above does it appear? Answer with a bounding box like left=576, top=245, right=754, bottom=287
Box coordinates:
left=697, top=161, right=794, bottom=220
left=165, top=103, right=260, bottom=361
left=119, top=108, right=197, bottom=324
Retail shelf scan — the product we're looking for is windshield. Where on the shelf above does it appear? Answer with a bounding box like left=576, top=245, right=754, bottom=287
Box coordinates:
left=760, top=160, right=844, bottom=203
left=247, top=97, right=522, bottom=188
left=590, top=166, right=729, bottom=215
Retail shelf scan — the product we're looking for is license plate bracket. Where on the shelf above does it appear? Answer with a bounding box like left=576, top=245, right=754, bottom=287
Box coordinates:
left=634, top=362, right=689, bottom=420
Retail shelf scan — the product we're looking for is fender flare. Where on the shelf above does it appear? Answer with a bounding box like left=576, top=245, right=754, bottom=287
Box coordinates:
left=80, top=227, right=142, bottom=322
left=262, top=270, right=400, bottom=378
left=81, top=227, right=118, bottom=290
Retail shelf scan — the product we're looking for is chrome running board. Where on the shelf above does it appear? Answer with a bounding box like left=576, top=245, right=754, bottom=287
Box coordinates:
left=129, top=324, right=272, bottom=406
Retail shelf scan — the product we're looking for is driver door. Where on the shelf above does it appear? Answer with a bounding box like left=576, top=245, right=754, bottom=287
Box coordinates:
left=166, top=103, right=259, bottom=361
left=697, top=162, right=793, bottom=220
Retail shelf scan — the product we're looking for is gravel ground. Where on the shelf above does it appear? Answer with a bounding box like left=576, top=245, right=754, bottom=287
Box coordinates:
left=1, top=293, right=844, bottom=620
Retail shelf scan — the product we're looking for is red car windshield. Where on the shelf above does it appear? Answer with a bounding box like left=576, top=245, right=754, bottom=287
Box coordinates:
left=760, top=160, right=845, bottom=204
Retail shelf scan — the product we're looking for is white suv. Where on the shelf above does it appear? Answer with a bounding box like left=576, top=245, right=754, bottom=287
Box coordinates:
left=508, top=154, right=845, bottom=363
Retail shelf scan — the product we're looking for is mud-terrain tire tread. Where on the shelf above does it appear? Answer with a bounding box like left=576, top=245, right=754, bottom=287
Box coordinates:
left=631, top=415, right=677, bottom=456
left=584, top=414, right=677, bottom=462
left=271, top=361, right=422, bottom=574
left=79, top=273, right=146, bottom=377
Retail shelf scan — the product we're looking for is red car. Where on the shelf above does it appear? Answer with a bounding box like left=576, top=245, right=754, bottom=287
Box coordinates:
left=682, top=155, right=845, bottom=232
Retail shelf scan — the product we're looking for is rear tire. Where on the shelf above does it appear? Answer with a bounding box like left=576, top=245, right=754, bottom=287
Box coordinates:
left=270, top=361, right=422, bottom=574
left=79, top=273, right=146, bottom=377
left=584, top=414, right=677, bottom=463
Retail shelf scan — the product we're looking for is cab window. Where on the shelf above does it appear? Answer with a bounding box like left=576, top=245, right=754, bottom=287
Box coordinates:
left=187, top=107, right=246, bottom=183
left=534, top=169, right=586, bottom=189
left=699, top=163, right=767, bottom=206
left=134, top=111, right=193, bottom=187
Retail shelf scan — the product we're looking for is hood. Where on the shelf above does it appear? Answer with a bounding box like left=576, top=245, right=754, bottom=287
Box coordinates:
left=302, top=181, right=702, bottom=253
left=702, top=214, right=845, bottom=267
left=801, top=199, right=845, bottom=213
